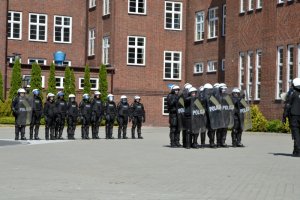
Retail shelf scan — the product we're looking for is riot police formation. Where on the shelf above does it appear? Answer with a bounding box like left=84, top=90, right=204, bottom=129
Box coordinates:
left=117, top=95, right=130, bottom=139
left=79, top=94, right=92, bottom=139
left=66, top=94, right=78, bottom=140
left=130, top=96, right=145, bottom=139
left=91, top=91, right=103, bottom=139
left=29, top=89, right=43, bottom=140
left=105, top=94, right=117, bottom=139
left=44, top=93, right=56, bottom=140
left=55, top=91, right=67, bottom=139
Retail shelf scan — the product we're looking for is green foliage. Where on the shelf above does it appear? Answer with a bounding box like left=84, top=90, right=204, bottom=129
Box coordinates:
left=63, top=66, right=71, bottom=100
left=47, top=63, right=57, bottom=94
left=250, top=105, right=268, bottom=132
left=70, top=69, right=76, bottom=95
left=30, top=62, right=42, bottom=94
left=266, top=120, right=283, bottom=133
left=0, top=71, right=4, bottom=102
left=281, top=118, right=291, bottom=133
left=9, top=59, right=22, bottom=99
left=0, top=116, right=15, bottom=124
left=83, top=65, right=91, bottom=94
left=99, top=64, right=108, bottom=102
left=0, top=99, right=12, bottom=117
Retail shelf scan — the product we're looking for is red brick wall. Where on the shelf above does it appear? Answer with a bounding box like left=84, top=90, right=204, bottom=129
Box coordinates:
left=0, top=0, right=7, bottom=75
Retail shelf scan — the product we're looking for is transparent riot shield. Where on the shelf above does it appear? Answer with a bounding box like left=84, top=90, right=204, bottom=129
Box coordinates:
left=191, top=98, right=207, bottom=133
left=16, top=97, right=32, bottom=126
left=221, top=94, right=235, bottom=129
left=177, top=96, right=185, bottom=131
left=239, top=98, right=252, bottom=131
left=207, top=95, right=225, bottom=129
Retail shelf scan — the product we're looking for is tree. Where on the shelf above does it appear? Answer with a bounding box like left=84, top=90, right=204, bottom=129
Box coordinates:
left=0, top=71, right=4, bottom=102
left=83, top=65, right=91, bottom=94
left=99, top=64, right=108, bottom=102
left=9, top=59, right=22, bottom=99
left=70, top=69, right=76, bottom=95
left=63, top=66, right=71, bottom=100
left=30, top=62, right=42, bottom=94
left=47, top=63, right=57, bottom=94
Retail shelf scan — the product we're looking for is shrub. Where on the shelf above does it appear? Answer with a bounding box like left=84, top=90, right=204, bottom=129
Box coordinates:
left=280, top=118, right=290, bottom=133
left=0, top=71, right=4, bottom=102
left=83, top=65, right=91, bottom=94
left=99, top=64, right=108, bottom=102
left=47, top=63, right=57, bottom=94
left=0, top=116, right=15, bottom=124
left=9, top=59, right=22, bottom=99
left=0, top=99, right=13, bottom=117
left=266, top=120, right=282, bottom=133
left=250, top=105, right=267, bottom=132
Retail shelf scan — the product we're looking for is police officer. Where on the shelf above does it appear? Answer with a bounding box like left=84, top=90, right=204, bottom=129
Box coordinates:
left=181, top=83, right=193, bottom=147
left=283, top=78, right=300, bottom=157
left=105, top=94, right=117, bottom=139
left=91, top=91, right=103, bottom=139
left=44, top=93, right=56, bottom=140
left=198, top=86, right=206, bottom=148
left=12, top=88, right=30, bottom=140
left=231, top=88, right=244, bottom=147
left=66, top=94, right=78, bottom=140
left=79, top=94, right=92, bottom=139
left=55, top=91, right=67, bottom=139
left=117, top=95, right=130, bottom=139
left=130, top=96, right=145, bottom=139
left=167, top=85, right=181, bottom=147
left=29, top=89, right=43, bottom=140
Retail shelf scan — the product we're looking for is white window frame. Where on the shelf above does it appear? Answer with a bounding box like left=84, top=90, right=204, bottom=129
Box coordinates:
left=89, top=0, right=96, bottom=8
left=8, top=11, right=22, bottom=40
left=257, top=0, right=262, bottom=9
left=208, top=7, right=218, bottom=39
left=276, top=47, right=284, bottom=99
left=195, top=11, right=205, bottom=41
left=28, top=58, right=47, bottom=65
left=79, top=78, right=99, bottom=90
left=239, top=52, right=245, bottom=88
left=194, top=62, right=204, bottom=74
left=207, top=60, right=217, bottom=72
left=248, top=0, right=254, bottom=11
left=287, top=45, right=294, bottom=91
left=28, top=13, right=47, bottom=42
left=128, top=0, right=147, bottom=15
left=103, top=0, right=110, bottom=16
left=7, top=56, right=22, bottom=64
left=222, top=5, right=226, bottom=36
left=247, top=51, right=254, bottom=100
left=222, top=59, right=225, bottom=71
left=23, top=75, right=45, bottom=88
left=102, top=36, right=110, bottom=65
left=53, top=15, right=72, bottom=43
left=127, top=36, right=146, bottom=66
left=52, top=60, right=71, bottom=66
left=55, top=76, right=65, bottom=89
left=255, top=50, right=262, bottom=100
left=163, top=51, right=182, bottom=80
left=164, top=1, right=183, bottom=31
left=88, top=29, right=95, bottom=56
left=240, top=0, right=245, bottom=13
left=162, top=97, right=169, bottom=116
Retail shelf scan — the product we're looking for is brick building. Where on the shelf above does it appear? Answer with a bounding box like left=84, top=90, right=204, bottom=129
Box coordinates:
left=0, top=0, right=299, bottom=126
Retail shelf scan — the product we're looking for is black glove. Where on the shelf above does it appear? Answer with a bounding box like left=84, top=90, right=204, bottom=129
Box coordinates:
left=282, top=117, right=286, bottom=124
left=142, top=117, right=146, bottom=123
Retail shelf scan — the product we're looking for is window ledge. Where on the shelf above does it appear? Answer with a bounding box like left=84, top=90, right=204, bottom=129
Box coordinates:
left=207, top=71, right=217, bottom=74
left=128, top=12, right=147, bottom=16
left=29, top=40, right=48, bottom=43
left=239, top=11, right=246, bottom=16
left=89, top=6, right=96, bottom=11
left=194, top=40, right=204, bottom=45
left=163, top=79, right=182, bottom=82
left=88, top=55, right=95, bottom=59
left=102, top=14, right=110, bottom=19
left=127, top=64, right=146, bottom=67
left=247, top=9, right=254, bottom=14
left=164, top=28, right=182, bottom=31
left=252, top=100, right=260, bottom=104
left=193, top=73, right=203, bottom=76
left=274, top=99, right=282, bottom=104
left=207, top=37, right=218, bottom=42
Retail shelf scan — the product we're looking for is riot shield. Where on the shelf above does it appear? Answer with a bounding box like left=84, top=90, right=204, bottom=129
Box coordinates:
left=177, top=96, right=185, bottom=131
left=16, top=97, right=32, bottom=126
left=239, top=98, right=252, bottom=131
left=191, top=98, right=207, bottom=133
left=221, top=94, right=235, bottom=129
left=207, top=95, right=225, bottom=129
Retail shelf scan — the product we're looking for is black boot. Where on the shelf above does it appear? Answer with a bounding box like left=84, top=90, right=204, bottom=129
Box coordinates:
left=109, top=125, right=114, bottom=139
left=118, top=126, right=122, bottom=139
left=20, top=126, right=27, bottom=140
left=185, top=133, right=191, bottom=149
left=29, top=126, right=34, bottom=140
left=50, top=129, right=55, bottom=140
left=105, top=125, right=109, bottom=139
left=131, top=127, right=136, bottom=139
left=200, top=131, right=206, bottom=148
left=192, top=134, right=199, bottom=149
left=34, top=125, right=40, bottom=140
left=221, top=129, right=228, bottom=147
left=170, top=131, right=176, bottom=148
left=123, top=127, right=128, bottom=139
left=208, top=130, right=216, bottom=148
left=216, top=130, right=222, bottom=148
left=174, top=132, right=182, bottom=147
left=81, top=126, right=86, bottom=139
left=95, top=126, right=100, bottom=139
left=236, top=131, right=244, bottom=147
left=231, top=130, right=237, bottom=147
left=85, top=126, right=90, bottom=139
left=137, top=127, right=143, bottom=139
left=15, top=125, right=20, bottom=140
left=45, top=127, right=50, bottom=140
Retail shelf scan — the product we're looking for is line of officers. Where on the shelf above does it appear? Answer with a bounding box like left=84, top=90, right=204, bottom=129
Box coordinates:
left=11, top=88, right=146, bottom=141
left=166, top=83, right=251, bottom=149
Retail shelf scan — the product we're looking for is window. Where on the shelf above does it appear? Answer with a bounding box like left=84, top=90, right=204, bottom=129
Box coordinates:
left=240, top=0, right=245, bottom=13
left=165, top=1, right=182, bottom=30
left=127, top=36, right=146, bottom=65
left=248, top=0, right=254, bottom=11
left=278, top=0, right=284, bottom=4
left=222, top=5, right=226, bottom=36
left=79, top=78, right=99, bottom=90
left=208, top=7, right=218, bottom=39
left=287, top=45, right=294, bottom=90
left=55, top=76, right=64, bottom=89
left=88, top=29, right=95, bottom=56
left=63, top=60, right=71, bottom=66
left=247, top=51, right=254, bottom=99
left=128, top=0, right=146, bottom=15
left=7, top=56, right=22, bottom=64
left=103, top=0, right=110, bottom=16
left=8, top=11, right=22, bottom=40
left=257, top=0, right=262, bottom=9
left=89, top=0, right=96, bottom=8
left=195, top=11, right=205, bottom=41
left=23, top=75, right=45, bottom=88
left=276, top=47, right=284, bottom=99
left=164, top=51, right=182, bottom=80
left=255, top=50, right=262, bottom=100
left=194, top=63, right=204, bottom=74
left=207, top=60, right=217, bottom=72
left=222, top=59, right=225, bottom=71
left=162, top=97, right=169, bottom=115
left=28, top=58, right=46, bottom=65
left=54, top=16, right=72, bottom=43
left=29, top=13, right=47, bottom=42
left=239, top=52, right=245, bottom=88
left=102, top=36, right=110, bottom=65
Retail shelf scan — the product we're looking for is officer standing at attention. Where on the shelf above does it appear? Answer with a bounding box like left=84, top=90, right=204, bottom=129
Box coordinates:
left=105, top=94, right=117, bottom=139
left=55, top=91, right=67, bottom=139
left=117, top=95, right=130, bottom=139
left=91, top=91, right=103, bottom=139
left=44, top=93, right=56, bottom=140
left=66, top=94, right=78, bottom=140
left=130, top=96, right=145, bottom=139
left=29, top=89, right=43, bottom=140
left=79, top=94, right=92, bottom=139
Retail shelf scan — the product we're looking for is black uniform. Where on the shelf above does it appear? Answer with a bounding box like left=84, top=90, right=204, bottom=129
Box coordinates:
left=79, top=99, right=92, bottom=139
left=130, top=101, right=145, bottom=139
left=55, top=98, right=67, bottom=139
left=91, top=98, right=103, bottom=139
left=117, top=101, right=130, bottom=139
left=66, top=100, right=78, bottom=139
left=105, top=101, right=117, bottom=139
left=198, top=90, right=207, bottom=148
left=29, top=95, right=43, bottom=140
left=44, top=100, right=56, bottom=140
left=231, top=96, right=243, bottom=147
left=180, top=89, right=190, bottom=147
left=167, top=92, right=181, bottom=147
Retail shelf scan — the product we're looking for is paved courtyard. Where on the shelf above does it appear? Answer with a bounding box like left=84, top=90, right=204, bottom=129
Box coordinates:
left=0, top=126, right=299, bottom=200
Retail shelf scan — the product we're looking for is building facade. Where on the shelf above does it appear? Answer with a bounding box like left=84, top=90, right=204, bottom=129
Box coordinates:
left=1, top=0, right=300, bottom=125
